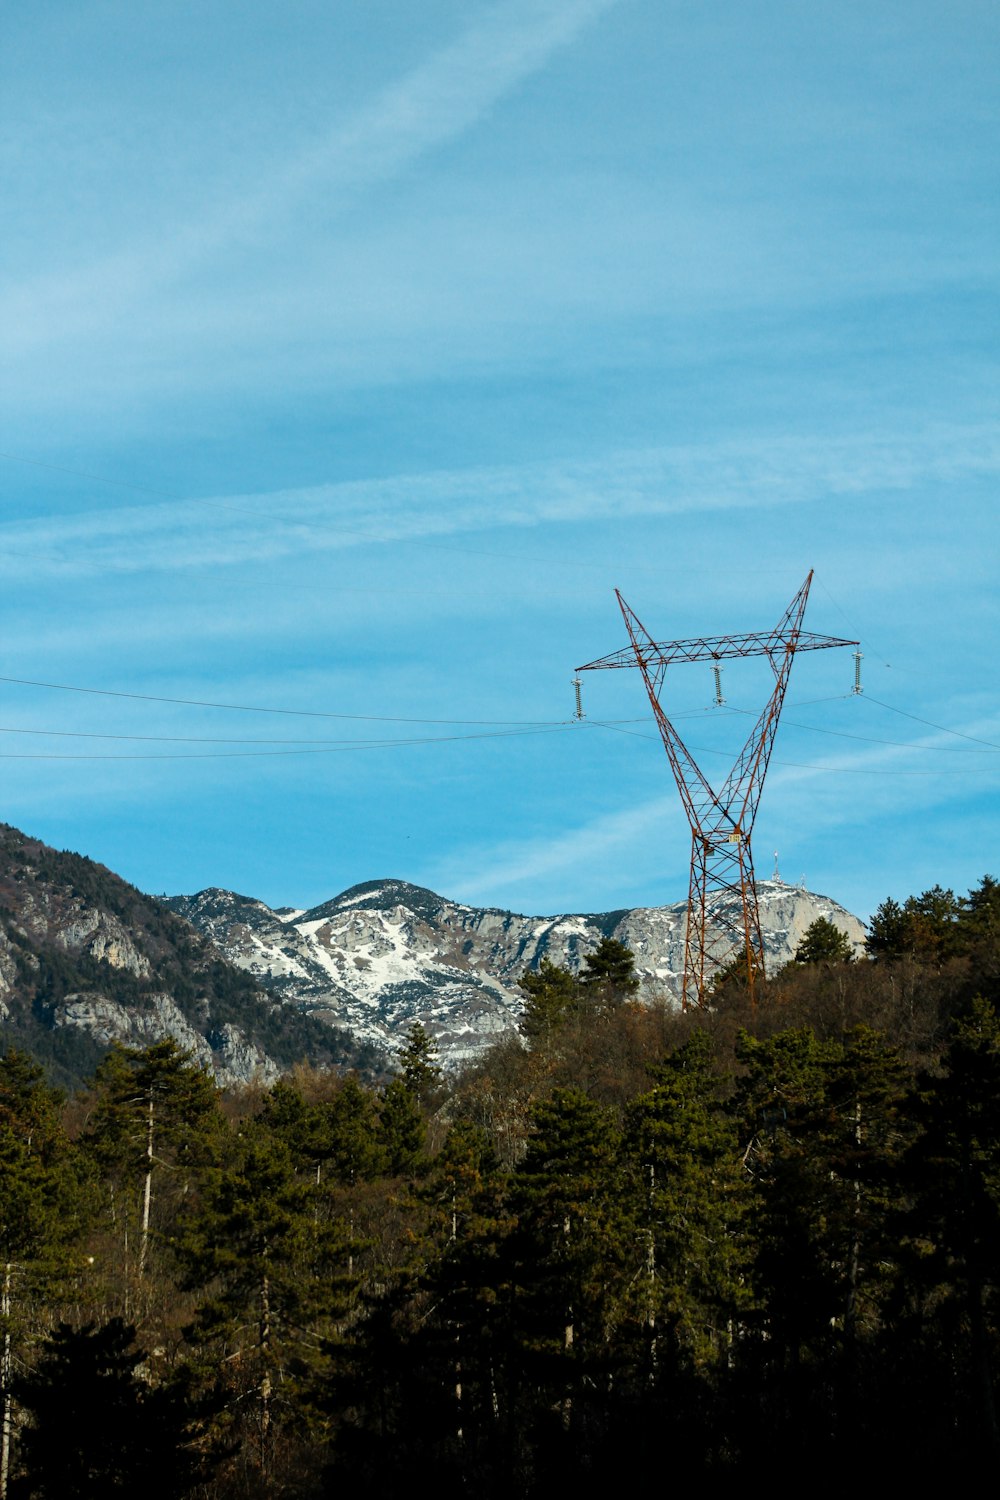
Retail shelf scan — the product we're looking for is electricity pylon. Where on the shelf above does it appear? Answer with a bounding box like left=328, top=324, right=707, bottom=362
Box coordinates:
left=576, top=571, right=857, bottom=1008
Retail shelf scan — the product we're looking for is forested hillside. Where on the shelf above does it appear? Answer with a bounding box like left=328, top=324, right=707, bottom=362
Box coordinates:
left=0, top=873, right=998, bottom=1494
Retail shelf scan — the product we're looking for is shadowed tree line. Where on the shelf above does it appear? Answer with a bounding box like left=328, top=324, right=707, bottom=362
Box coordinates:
left=0, top=880, right=998, bottom=1494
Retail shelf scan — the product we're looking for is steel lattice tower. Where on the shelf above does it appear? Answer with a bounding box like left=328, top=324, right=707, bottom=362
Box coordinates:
left=577, top=571, right=857, bottom=1008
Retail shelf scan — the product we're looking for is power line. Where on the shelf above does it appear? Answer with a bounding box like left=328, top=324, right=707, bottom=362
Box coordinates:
left=0, top=722, right=551, bottom=746
left=585, top=721, right=998, bottom=777
left=0, top=722, right=580, bottom=761
left=0, top=674, right=721, bottom=734
left=813, top=574, right=895, bottom=669
left=0, top=674, right=563, bottom=727
left=862, top=694, right=1000, bottom=752
left=719, top=703, right=999, bottom=754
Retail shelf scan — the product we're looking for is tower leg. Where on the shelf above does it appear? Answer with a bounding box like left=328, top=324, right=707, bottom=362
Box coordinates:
left=735, top=840, right=764, bottom=1005
left=681, top=834, right=765, bottom=1008
left=681, top=833, right=709, bottom=1010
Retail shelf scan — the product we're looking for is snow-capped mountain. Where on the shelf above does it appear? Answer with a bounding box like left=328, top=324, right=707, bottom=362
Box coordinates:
left=166, top=878, right=866, bottom=1066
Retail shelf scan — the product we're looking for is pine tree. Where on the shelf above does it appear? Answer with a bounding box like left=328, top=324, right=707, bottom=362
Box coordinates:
left=519, top=957, right=580, bottom=1044
left=899, top=998, right=1000, bottom=1462
left=329, top=1124, right=514, bottom=1492
left=957, top=875, right=1000, bottom=983
left=733, top=1025, right=908, bottom=1470
left=507, top=1089, right=630, bottom=1460
left=624, top=1031, right=752, bottom=1376
left=178, top=1117, right=357, bottom=1486
left=578, top=937, right=640, bottom=1011
left=15, top=1319, right=199, bottom=1498
left=866, top=897, right=908, bottom=960
left=0, top=1052, right=86, bottom=1500
left=397, top=1023, right=442, bottom=1106
left=321, top=1076, right=386, bottom=1187
left=82, top=1040, right=221, bottom=1315
left=378, top=1079, right=425, bottom=1177
left=867, top=886, right=962, bottom=963
left=793, top=916, right=854, bottom=965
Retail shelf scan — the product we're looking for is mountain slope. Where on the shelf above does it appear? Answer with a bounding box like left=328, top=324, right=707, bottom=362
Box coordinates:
left=168, top=876, right=867, bottom=1065
left=0, top=825, right=380, bottom=1090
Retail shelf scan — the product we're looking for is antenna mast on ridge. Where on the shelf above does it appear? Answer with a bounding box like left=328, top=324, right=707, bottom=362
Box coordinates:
left=576, top=571, right=857, bottom=1008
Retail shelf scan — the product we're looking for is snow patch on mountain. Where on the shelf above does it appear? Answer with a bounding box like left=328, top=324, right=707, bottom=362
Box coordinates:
left=167, top=878, right=866, bottom=1068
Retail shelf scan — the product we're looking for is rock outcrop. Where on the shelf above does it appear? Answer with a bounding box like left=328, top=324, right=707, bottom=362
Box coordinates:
left=169, top=877, right=866, bottom=1066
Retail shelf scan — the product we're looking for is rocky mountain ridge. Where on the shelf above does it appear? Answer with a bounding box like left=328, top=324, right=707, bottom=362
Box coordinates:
left=0, top=825, right=376, bottom=1090
left=0, top=820, right=867, bottom=1084
left=167, top=876, right=867, bottom=1066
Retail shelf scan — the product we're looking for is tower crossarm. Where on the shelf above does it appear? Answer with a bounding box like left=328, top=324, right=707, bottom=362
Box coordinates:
left=576, top=627, right=856, bottom=672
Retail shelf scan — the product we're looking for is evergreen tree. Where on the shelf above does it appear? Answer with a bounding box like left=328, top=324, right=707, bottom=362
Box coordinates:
left=329, top=1124, right=513, bottom=1494
left=0, top=1053, right=86, bottom=1500
left=178, top=1117, right=357, bottom=1487
left=578, top=937, right=640, bottom=1010
left=624, top=1031, right=752, bottom=1376
left=866, top=897, right=908, bottom=960
left=733, top=1025, right=908, bottom=1471
left=957, top=875, right=1000, bottom=982
left=793, top=916, right=854, bottom=965
left=378, top=1079, right=425, bottom=1177
left=14, top=1319, right=198, bottom=1499
left=868, top=886, right=962, bottom=963
left=320, top=1075, right=387, bottom=1187
left=506, top=1089, right=630, bottom=1465
left=898, top=998, right=1000, bottom=1462
left=519, top=957, right=580, bottom=1044
left=397, top=1023, right=442, bottom=1106
left=82, top=1040, right=221, bottom=1312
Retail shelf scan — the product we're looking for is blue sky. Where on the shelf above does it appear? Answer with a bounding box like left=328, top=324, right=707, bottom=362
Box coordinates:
left=1, top=0, right=997, bottom=923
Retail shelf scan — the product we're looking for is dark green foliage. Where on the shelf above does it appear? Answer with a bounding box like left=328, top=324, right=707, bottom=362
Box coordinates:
left=0, top=1051, right=83, bottom=1271
left=958, top=875, right=1000, bottom=984
left=624, top=1031, right=752, bottom=1372
left=4, top=857, right=1000, bottom=1489
left=519, top=956, right=579, bottom=1043
left=578, top=936, right=640, bottom=1006
left=14, top=1319, right=199, bottom=1498
left=178, top=1117, right=357, bottom=1486
left=793, top=915, right=854, bottom=965
left=867, top=884, right=963, bottom=962
left=865, top=895, right=908, bottom=960
left=507, top=1088, right=629, bottom=1428
left=895, top=998, right=1000, bottom=1461
left=82, top=1040, right=223, bottom=1303
left=322, top=1075, right=388, bottom=1184
left=519, top=939, right=640, bottom=1047
left=378, top=1078, right=425, bottom=1175
left=397, top=1023, right=442, bottom=1105
left=0, top=1053, right=92, bottom=1498
left=731, top=1024, right=912, bottom=1472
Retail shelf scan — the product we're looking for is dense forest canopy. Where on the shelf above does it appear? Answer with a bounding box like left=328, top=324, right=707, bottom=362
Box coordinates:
left=0, top=873, right=998, bottom=1495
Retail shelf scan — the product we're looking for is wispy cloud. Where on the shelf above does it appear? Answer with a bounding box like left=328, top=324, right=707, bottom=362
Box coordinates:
left=5, top=0, right=619, bottom=358
left=2, top=420, right=997, bottom=582
left=423, top=793, right=684, bottom=909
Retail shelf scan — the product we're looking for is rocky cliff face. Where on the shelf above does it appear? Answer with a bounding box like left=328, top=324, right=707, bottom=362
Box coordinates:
left=0, top=825, right=370, bottom=1090
left=168, top=877, right=867, bottom=1067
